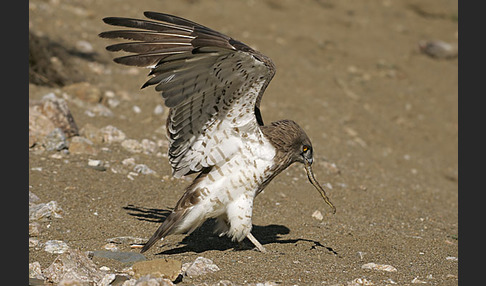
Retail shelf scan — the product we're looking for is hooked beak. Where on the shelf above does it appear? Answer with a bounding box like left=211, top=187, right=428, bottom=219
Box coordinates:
left=304, top=160, right=336, bottom=214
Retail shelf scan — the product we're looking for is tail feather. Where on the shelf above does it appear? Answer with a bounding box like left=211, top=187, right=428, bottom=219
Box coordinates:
left=140, top=209, right=186, bottom=253
left=140, top=168, right=209, bottom=253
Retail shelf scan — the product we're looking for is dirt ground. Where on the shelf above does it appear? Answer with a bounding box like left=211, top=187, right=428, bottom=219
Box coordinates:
left=29, top=0, right=458, bottom=285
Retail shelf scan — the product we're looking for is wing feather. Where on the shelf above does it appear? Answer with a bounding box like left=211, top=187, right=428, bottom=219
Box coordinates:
left=100, top=12, right=276, bottom=177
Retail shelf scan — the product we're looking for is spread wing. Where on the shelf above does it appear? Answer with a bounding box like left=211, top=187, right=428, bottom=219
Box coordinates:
left=100, top=12, right=276, bottom=177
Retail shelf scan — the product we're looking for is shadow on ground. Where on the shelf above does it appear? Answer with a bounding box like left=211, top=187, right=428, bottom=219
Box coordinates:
left=123, top=204, right=338, bottom=255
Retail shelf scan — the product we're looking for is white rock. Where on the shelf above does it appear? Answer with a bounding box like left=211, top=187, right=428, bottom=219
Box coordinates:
left=154, top=104, right=164, bottom=115
left=29, top=201, right=64, bottom=221
left=76, top=40, right=93, bottom=53
left=133, top=105, right=141, bottom=113
left=99, top=273, right=116, bottom=286
left=134, top=164, right=156, bottom=175
left=90, top=103, right=114, bottom=117
left=88, top=159, right=103, bottom=167
left=29, top=261, right=44, bottom=279
left=122, top=139, right=143, bottom=153
left=311, top=210, right=324, bottom=221
left=29, top=191, right=41, bottom=205
left=103, top=243, right=119, bottom=252
left=107, top=98, right=120, bottom=108
left=183, top=257, right=220, bottom=277
left=411, top=277, right=427, bottom=284
left=361, top=262, right=397, bottom=272
left=446, top=256, right=458, bottom=261
left=43, top=248, right=105, bottom=284
left=141, top=139, right=158, bottom=154
left=100, top=125, right=126, bottom=143
left=122, top=157, right=136, bottom=166
left=44, top=240, right=70, bottom=254
left=29, top=238, right=40, bottom=248
left=348, top=278, right=374, bottom=285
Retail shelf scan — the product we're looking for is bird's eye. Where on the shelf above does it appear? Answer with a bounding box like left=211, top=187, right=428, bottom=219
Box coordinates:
left=303, top=145, right=309, bottom=153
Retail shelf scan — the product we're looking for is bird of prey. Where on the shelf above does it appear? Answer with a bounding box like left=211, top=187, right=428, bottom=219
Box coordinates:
left=100, top=11, right=336, bottom=253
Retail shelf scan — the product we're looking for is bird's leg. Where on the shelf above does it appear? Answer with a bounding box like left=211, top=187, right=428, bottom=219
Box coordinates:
left=246, top=232, right=267, bottom=253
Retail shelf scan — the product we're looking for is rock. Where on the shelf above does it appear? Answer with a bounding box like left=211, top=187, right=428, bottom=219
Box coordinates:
left=411, top=277, right=427, bottom=284
left=87, top=103, right=114, bottom=117
left=103, top=243, right=119, bottom=252
left=30, top=238, right=40, bottom=248
left=154, top=104, right=164, bottom=115
left=29, top=262, right=44, bottom=280
left=86, top=158, right=106, bottom=171
left=75, top=40, right=94, bottom=53
left=57, top=277, right=92, bottom=286
left=132, top=258, right=182, bottom=281
left=98, top=273, right=116, bottom=286
left=348, top=278, right=374, bottom=285
left=134, top=164, right=156, bottom=175
left=42, top=127, right=69, bottom=151
left=79, top=123, right=104, bottom=144
left=133, top=105, right=142, bottom=113
left=311, top=210, right=324, bottom=221
left=121, top=158, right=136, bottom=167
left=92, top=250, right=146, bottom=264
left=107, top=98, right=120, bottom=108
left=123, top=275, right=174, bottom=286
left=141, top=139, right=158, bottom=154
left=29, top=200, right=64, bottom=221
left=30, top=94, right=79, bottom=139
left=69, top=136, right=98, bottom=155
left=44, top=240, right=70, bottom=254
left=361, top=262, right=397, bottom=272
left=446, top=256, right=458, bottom=261
left=100, top=125, right=126, bottom=143
left=29, top=222, right=41, bottom=236
left=211, top=280, right=236, bottom=286
left=62, top=82, right=103, bottom=104
left=183, top=256, right=220, bottom=277
left=29, top=191, right=41, bottom=205
left=29, top=104, right=56, bottom=147
left=418, top=40, right=458, bottom=59
left=43, top=248, right=106, bottom=284
left=108, top=274, right=130, bottom=285
left=122, top=139, right=143, bottom=153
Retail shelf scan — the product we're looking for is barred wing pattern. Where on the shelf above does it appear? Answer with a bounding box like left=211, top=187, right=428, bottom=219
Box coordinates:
left=100, top=12, right=276, bottom=177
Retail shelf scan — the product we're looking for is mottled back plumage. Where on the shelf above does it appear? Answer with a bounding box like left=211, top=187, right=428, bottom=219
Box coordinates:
left=100, top=12, right=335, bottom=254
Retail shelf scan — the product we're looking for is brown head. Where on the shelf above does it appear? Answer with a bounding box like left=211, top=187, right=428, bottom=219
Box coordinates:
left=262, top=119, right=336, bottom=214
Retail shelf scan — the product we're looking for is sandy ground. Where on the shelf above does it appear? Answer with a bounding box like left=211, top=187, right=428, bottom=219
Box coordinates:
left=29, top=0, right=458, bottom=285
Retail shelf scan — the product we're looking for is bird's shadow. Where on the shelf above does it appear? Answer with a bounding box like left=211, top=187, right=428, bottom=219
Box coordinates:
left=123, top=204, right=338, bottom=256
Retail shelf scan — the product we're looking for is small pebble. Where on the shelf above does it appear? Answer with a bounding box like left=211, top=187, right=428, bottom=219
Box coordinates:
left=88, top=159, right=103, bottom=167
left=311, top=210, right=324, bottom=221
left=103, top=243, right=119, bottom=252
left=154, top=104, right=164, bottom=115
left=134, top=164, right=156, bottom=175
left=446, top=256, right=458, bottom=261
left=418, top=40, right=458, bottom=59
left=133, top=105, right=141, bottom=113
left=76, top=40, right=93, bottom=53
left=411, top=277, right=427, bottom=284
